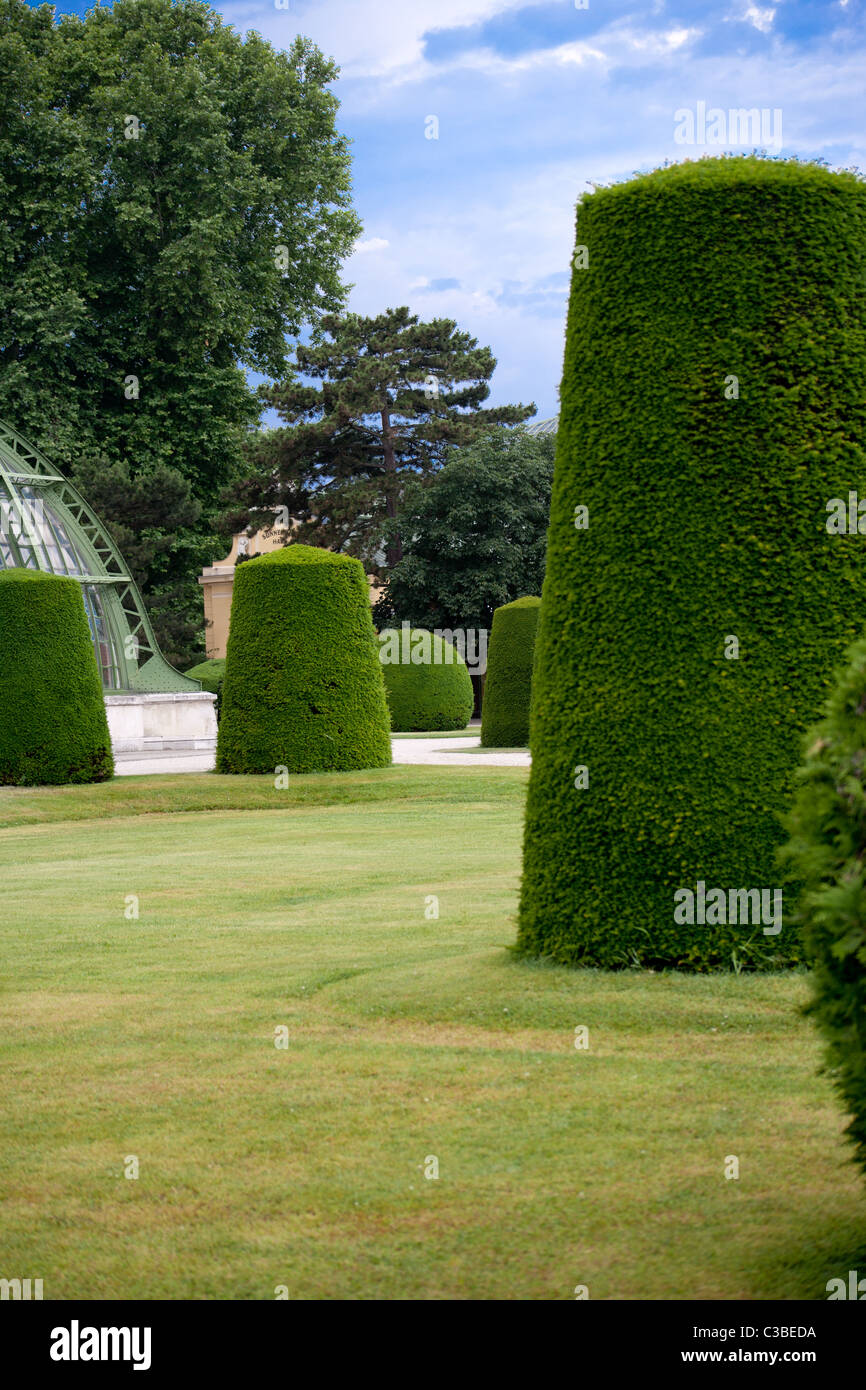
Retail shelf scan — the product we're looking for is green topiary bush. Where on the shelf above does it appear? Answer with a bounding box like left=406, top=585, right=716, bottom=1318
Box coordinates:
left=378, top=627, right=474, bottom=731
left=481, top=596, right=540, bottom=746
left=0, top=569, right=114, bottom=785
left=185, top=658, right=225, bottom=696
left=780, top=638, right=866, bottom=1174
left=216, top=545, right=391, bottom=774
left=185, top=658, right=225, bottom=718
left=517, top=155, right=866, bottom=971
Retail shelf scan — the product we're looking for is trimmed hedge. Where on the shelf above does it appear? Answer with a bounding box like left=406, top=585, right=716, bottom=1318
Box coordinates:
left=781, top=638, right=866, bottom=1174
left=517, top=155, right=866, bottom=970
left=378, top=627, right=474, bottom=731
left=185, top=658, right=225, bottom=696
left=185, top=657, right=225, bottom=720
left=0, top=569, right=113, bottom=785
left=216, top=545, right=391, bottom=774
left=481, top=596, right=540, bottom=746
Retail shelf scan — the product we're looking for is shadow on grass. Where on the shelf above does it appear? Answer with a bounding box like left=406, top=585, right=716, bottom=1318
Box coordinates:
left=749, top=1222, right=866, bottom=1300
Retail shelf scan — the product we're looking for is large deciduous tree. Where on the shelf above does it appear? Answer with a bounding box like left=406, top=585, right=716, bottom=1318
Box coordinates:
left=0, top=0, right=360, bottom=665
left=224, top=307, right=535, bottom=572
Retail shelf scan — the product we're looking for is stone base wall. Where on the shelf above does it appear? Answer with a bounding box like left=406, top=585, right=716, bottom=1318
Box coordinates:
left=104, top=691, right=218, bottom=754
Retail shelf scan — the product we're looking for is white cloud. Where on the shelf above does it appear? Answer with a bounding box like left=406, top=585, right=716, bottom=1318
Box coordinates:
left=221, top=2, right=704, bottom=99
left=222, top=0, right=554, bottom=81
left=439, top=39, right=607, bottom=80
left=352, top=237, right=390, bottom=254
left=742, top=4, right=776, bottom=32
left=340, top=161, right=588, bottom=415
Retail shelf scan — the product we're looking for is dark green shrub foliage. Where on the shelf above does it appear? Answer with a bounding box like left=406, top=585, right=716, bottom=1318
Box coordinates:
left=378, top=628, right=474, bottom=731
left=382, top=429, right=555, bottom=630
left=0, top=569, right=113, bottom=785
left=185, top=658, right=225, bottom=695
left=517, top=155, right=866, bottom=970
left=481, top=596, right=540, bottom=746
left=781, top=639, right=866, bottom=1174
left=216, top=545, right=391, bottom=774
left=186, top=657, right=226, bottom=719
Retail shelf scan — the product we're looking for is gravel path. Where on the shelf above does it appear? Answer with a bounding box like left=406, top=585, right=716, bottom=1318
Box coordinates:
left=114, top=735, right=531, bottom=775
left=390, top=736, right=530, bottom=767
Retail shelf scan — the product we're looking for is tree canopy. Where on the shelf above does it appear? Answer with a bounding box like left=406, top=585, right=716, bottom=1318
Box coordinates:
left=0, top=0, right=359, bottom=664
left=224, top=307, right=536, bottom=572
left=379, top=427, right=555, bottom=631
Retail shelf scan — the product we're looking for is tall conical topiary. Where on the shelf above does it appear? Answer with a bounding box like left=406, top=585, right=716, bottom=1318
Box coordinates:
left=378, top=627, right=474, bottom=731
left=216, top=545, right=391, bottom=774
left=517, top=155, right=866, bottom=970
left=481, top=596, right=540, bottom=747
left=781, top=637, right=866, bottom=1174
left=0, top=569, right=114, bottom=785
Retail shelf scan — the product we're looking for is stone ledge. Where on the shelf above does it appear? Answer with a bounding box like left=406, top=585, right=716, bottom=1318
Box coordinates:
left=105, top=691, right=217, bottom=706
left=105, top=689, right=218, bottom=755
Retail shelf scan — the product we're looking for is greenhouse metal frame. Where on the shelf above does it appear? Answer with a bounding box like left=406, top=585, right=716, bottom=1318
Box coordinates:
left=0, top=420, right=197, bottom=694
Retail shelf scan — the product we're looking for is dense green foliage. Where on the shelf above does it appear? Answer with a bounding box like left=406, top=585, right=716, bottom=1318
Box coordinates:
left=481, top=596, right=540, bottom=747
left=185, top=658, right=225, bottom=696
left=518, top=155, right=866, bottom=970
left=378, top=628, right=474, bottom=731
left=185, top=656, right=225, bottom=718
left=381, top=429, right=555, bottom=629
left=216, top=545, right=391, bottom=774
left=781, top=638, right=866, bottom=1175
left=0, top=570, right=113, bottom=784
left=0, top=0, right=359, bottom=664
left=226, top=308, right=535, bottom=574
left=73, top=454, right=205, bottom=669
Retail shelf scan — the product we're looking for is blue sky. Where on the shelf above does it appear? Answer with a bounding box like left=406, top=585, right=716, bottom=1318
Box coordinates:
left=32, top=0, right=866, bottom=421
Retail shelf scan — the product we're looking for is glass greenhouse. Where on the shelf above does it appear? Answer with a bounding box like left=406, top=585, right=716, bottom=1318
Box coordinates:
left=0, top=420, right=196, bottom=694
left=524, top=415, right=559, bottom=436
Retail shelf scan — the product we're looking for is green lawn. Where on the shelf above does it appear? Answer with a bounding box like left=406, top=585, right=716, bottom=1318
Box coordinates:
left=1, top=766, right=863, bottom=1300
left=458, top=744, right=529, bottom=754
left=390, top=726, right=477, bottom=738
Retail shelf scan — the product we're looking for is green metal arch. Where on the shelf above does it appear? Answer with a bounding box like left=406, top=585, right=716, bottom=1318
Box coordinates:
left=0, top=420, right=198, bottom=693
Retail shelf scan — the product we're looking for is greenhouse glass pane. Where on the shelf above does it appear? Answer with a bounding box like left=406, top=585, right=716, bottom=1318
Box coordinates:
left=41, top=499, right=88, bottom=577
left=82, top=585, right=121, bottom=689
left=19, top=487, right=56, bottom=572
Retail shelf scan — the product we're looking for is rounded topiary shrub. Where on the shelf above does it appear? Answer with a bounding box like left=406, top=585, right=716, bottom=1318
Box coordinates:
left=781, top=638, right=866, bottom=1174
left=186, top=657, right=225, bottom=719
left=517, top=155, right=866, bottom=971
left=0, top=569, right=113, bottom=785
left=216, top=545, right=391, bottom=774
left=481, top=596, right=540, bottom=747
left=185, top=658, right=225, bottom=696
left=378, top=627, right=474, bottom=731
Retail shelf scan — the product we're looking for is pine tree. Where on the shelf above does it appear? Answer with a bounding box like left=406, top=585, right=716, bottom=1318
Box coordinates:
left=225, top=307, right=535, bottom=573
